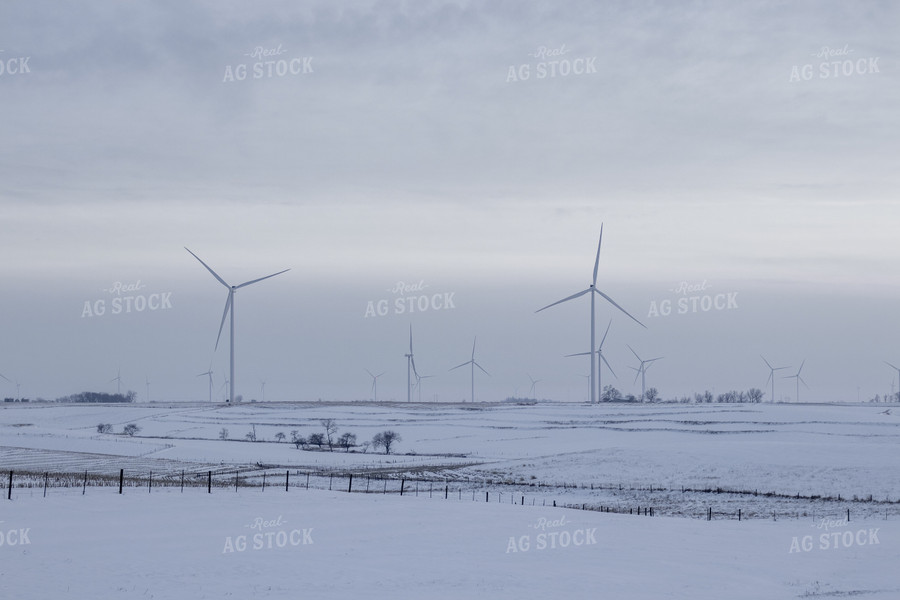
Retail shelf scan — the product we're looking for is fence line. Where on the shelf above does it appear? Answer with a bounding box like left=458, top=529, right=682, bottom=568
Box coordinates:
left=4, top=467, right=900, bottom=522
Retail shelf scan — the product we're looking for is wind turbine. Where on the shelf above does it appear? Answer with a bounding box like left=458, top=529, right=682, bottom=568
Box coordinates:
left=365, top=369, right=385, bottom=402
left=536, top=225, right=645, bottom=403
left=415, top=372, right=435, bottom=402
left=450, top=337, right=490, bottom=403
left=185, top=247, right=289, bottom=404
left=527, top=373, right=542, bottom=398
left=565, top=319, right=617, bottom=403
left=197, top=367, right=214, bottom=403
left=783, top=360, right=808, bottom=403
left=145, top=376, right=150, bottom=403
left=761, top=356, right=790, bottom=403
left=627, top=345, right=662, bottom=401
left=109, top=368, right=123, bottom=395
left=259, top=379, right=266, bottom=402
left=884, top=362, right=900, bottom=402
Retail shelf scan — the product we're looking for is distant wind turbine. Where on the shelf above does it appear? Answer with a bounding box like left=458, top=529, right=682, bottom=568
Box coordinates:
left=783, top=360, right=808, bottom=403
left=259, top=379, right=266, bottom=402
left=109, top=368, right=123, bottom=395
left=145, top=376, right=150, bottom=403
left=884, top=362, right=900, bottom=402
left=536, top=225, right=645, bottom=403
left=565, top=319, right=617, bottom=403
left=627, top=346, right=662, bottom=401
left=185, top=247, right=289, bottom=404
left=450, top=337, right=490, bottom=403
left=197, top=367, right=214, bottom=403
left=366, top=369, right=385, bottom=402
left=761, top=356, right=790, bottom=403
left=414, top=372, right=435, bottom=402
left=527, top=373, right=541, bottom=398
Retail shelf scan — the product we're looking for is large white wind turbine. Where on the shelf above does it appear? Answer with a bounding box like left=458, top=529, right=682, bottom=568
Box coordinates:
left=783, top=360, right=808, bottom=403
left=527, top=373, right=541, bottom=398
left=536, top=225, right=645, bottom=403
left=185, top=248, right=289, bottom=403
left=197, top=367, right=214, bottom=403
left=627, top=345, right=662, bottom=401
left=450, top=337, right=490, bottom=403
left=565, top=319, right=617, bottom=403
left=366, top=369, right=385, bottom=402
left=761, top=356, right=790, bottom=403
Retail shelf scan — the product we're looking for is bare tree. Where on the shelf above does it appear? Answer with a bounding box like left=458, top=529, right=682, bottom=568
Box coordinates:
left=219, top=427, right=229, bottom=440
left=308, top=433, right=325, bottom=449
left=245, top=425, right=257, bottom=442
left=321, top=419, right=338, bottom=451
left=337, top=432, right=357, bottom=452
left=97, top=423, right=112, bottom=434
left=372, top=430, right=401, bottom=455
left=123, top=423, right=141, bottom=436
left=275, top=432, right=286, bottom=443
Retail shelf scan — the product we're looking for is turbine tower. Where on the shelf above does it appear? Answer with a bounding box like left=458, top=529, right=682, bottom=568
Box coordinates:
left=450, top=337, right=490, bottom=403
left=565, top=319, right=616, bottom=402
left=185, top=247, right=289, bottom=403
left=536, top=225, right=645, bottom=403
left=783, top=360, right=808, bottom=403
left=404, top=325, right=416, bottom=403
left=884, top=362, right=900, bottom=402
left=366, top=369, right=385, bottom=402
left=761, top=356, right=790, bottom=403
left=627, top=345, right=662, bottom=401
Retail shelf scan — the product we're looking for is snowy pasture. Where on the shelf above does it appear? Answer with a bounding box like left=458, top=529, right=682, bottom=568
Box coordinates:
left=1, top=401, right=898, bottom=598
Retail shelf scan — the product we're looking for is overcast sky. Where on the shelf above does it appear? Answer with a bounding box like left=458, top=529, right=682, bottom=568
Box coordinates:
left=1, top=0, right=898, bottom=404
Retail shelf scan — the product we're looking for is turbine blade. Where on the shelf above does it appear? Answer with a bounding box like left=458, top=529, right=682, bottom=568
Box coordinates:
left=600, top=353, right=617, bottom=379
left=797, top=359, right=806, bottom=375
left=185, top=247, right=230, bottom=289
left=632, top=368, right=641, bottom=385
left=564, top=351, right=592, bottom=358
left=450, top=360, right=470, bottom=371
left=761, top=355, right=773, bottom=370
left=765, top=372, right=773, bottom=386
left=366, top=369, right=375, bottom=378
left=409, top=325, right=413, bottom=353
left=592, top=224, right=603, bottom=287
left=885, top=361, right=899, bottom=371
left=214, top=292, right=233, bottom=351
left=235, top=268, right=290, bottom=289
left=593, top=289, right=646, bottom=328
left=599, top=319, right=612, bottom=348
left=535, top=288, right=591, bottom=313
left=474, top=361, right=490, bottom=376
left=471, top=337, right=477, bottom=360
left=627, top=344, right=642, bottom=362
left=800, top=376, right=809, bottom=389
left=0, top=373, right=9, bottom=382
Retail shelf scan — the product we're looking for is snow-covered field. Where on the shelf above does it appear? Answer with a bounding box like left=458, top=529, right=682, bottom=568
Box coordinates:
left=1, top=401, right=898, bottom=598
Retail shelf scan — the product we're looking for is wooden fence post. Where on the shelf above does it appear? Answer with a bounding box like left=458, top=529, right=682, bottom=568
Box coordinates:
left=43, top=472, right=48, bottom=498
left=180, top=470, right=184, bottom=493
left=83, top=470, right=88, bottom=495
left=235, top=471, right=238, bottom=492
left=486, top=491, right=489, bottom=503
left=262, top=472, right=266, bottom=492
left=7, top=470, right=12, bottom=500
left=306, top=473, right=310, bottom=490
left=208, top=471, right=212, bottom=494
left=119, top=469, right=124, bottom=494
left=400, top=479, right=405, bottom=496
left=149, top=471, right=152, bottom=493
left=286, top=470, right=289, bottom=492
left=348, top=474, right=353, bottom=493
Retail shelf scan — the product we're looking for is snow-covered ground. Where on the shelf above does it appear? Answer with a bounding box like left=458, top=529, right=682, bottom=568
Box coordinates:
left=1, top=401, right=898, bottom=598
